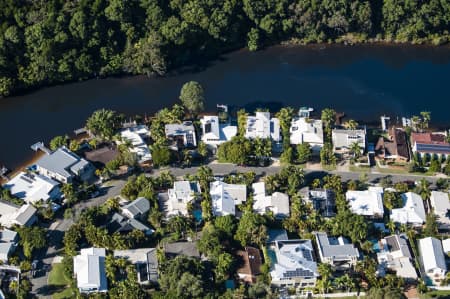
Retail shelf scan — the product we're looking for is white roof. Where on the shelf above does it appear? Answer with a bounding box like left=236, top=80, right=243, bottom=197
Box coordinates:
left=442, top=239, right=450, bottom=253
left=391, top=192, right=426, bottom=224
left=419, top=237, right=447, bottom=273
left=332, top=128, right=366, bottom=150
left=120, top=126, right=152, bottom=163
left=200, top=116, right=237, bottom=145
left=114, top=248, right=156, bottom=264
left=430, top=191, right=450, bottom=217
left=346, top=187, right=384, bottom=217
left=4, top=172, right=60, bottom=204
left=271, top=240, right=318, bottom=281
left=0, top=201, right=37, bottom=228
left=167, top=181, right=200, bottom=217
left=245, top=112, right=281, bottom=142
left=290, top=117, right=324, bottom=145
left=252, top=182, right=266, bottom=197
left=210, top=181, right=246, bottom=217
left=253, top=191, right=290, bottom=218
left=73, top=247, right=107, bottom=292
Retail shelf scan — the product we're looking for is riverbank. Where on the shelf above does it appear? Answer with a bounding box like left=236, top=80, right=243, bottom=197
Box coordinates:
left=1, top=44, right=449, bottom=170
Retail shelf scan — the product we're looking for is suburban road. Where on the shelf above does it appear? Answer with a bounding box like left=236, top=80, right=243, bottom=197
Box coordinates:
left=30, top=162, right=444, bottom=297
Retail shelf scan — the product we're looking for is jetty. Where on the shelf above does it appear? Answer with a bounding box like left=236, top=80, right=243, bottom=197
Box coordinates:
left=0, top=166, right=9, bottom=180
left=30, top=142, right=51, bottom=155
left=74, top=127, right=87, bottom=135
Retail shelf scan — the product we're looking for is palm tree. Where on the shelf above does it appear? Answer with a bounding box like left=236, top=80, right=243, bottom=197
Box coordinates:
left=350, top=142, right=362, bottom=158
left=334, top=274, right=354, bottom=292
left=420, top=111, right=431, bottom=130
left=387, top=220, right=396, bottom=233
left=411, top=115, right=421, bottom=132
left=318, top=263, right=333, bottom=281
left=321, top=108, right=336, bottom=139
left=275, top=107, right=295, bottom=133
left=416, top=178, right=431, bottom=201
left=264, top=175, right=279, bottom=194
left=344, top=119, right=358, bottom=130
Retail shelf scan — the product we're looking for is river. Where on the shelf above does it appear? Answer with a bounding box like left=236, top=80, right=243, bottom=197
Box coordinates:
left=0, top=44, right=449, bottom=170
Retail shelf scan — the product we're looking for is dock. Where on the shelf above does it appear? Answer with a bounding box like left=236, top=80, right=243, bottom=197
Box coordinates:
left=74, top=127, right=87, bottom=135
left=0, top=166, right=9, bottom=180
left=30, top=142, right=52, bottom=155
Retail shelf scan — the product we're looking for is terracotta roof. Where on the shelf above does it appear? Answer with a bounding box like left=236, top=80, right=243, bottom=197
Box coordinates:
left=411, top=133, right=447, bottom=145
left=237, top=246, right=262, bottom=278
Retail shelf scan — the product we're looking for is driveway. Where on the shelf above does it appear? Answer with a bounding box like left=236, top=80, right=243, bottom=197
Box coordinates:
left=31, top=179, right=126, bottom=298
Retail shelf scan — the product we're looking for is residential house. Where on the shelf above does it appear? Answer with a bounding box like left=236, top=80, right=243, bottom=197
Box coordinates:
left=411, top=132, right=450, bottom=159
left=418, top=237, right=447, bottom=285
left=167, top=181, right=201, bottom=217
left=237, top=246, right=262, bottom=284
left=314, top=232, right=359, bottom=270
left=252, top=182, right=290, bottom=219
left=375, top=127, right=410, bottom=162
left=245, top=112, right=281, bottom=142
left=304, top=188, right=336, bottom=217
left=332, top=128, right=366, bottom=153
left=114, top=248, right=158, bottom=284
left=0, top=229, right=18, bottom=262
left=165, top=122, right=197, bottom=148
left=122, top=197, right=150, bottom=220
left=289, top=117, right=324, bottom=152
left=4, top=172, right=61, bottom=204
left=164, top=241, right=200, bottom=258
left=108, top=213, right=154, bottom=236
left=429, top=191, right=450, bottom=230
left=0, top=201, right=37, bottom=228
left=119, top=125, right=152, bottom=163
left=73, top=247, right=108, bottom=293
left=36, top=147, right=95, bottom=183
left=84, top=144, right=120, bottom=168
left=200, top=116, right=237, bottom=147
left=376, top=234, right=418, bottom=281
left=391, top=192, right=426, bottom=225
left=442, top=239, right=450, bottom=254
left=346, top=187, right=384, bottom=218
left=270, top=239, right=319, bottom=287
left=210, top=181, right=246, bottom=217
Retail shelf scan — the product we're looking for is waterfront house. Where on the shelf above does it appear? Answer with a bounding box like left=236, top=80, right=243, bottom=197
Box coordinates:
left=429, top=191, right=450, bottom=230
left=411, top=132, right=450, bottom=159
left=35, top=147, right=95, bottom=183
left=200, top=116, right=237, bottom=147
left=345, top=187, right=384, bottom=218
left=114, top=248, right=158, bottom=284
left=84, top=144, right=120, bottom=168
left=0, top=229, right=18, bottom=262
left=252, top=182, right=290, bottom=219
left=289, top=117, right=324, bottom=152
left=73, top=247, right=107, bottom=294
left=391, top=192, right=426, bottom=226
left=332, top=128, right=366, bottom=154
left=418, top=237, right=447, bottom=285
left=4, top=171, right=61, bottom=204
left=442, top=239, right=450, bottom=254
left=314, top=232, right=359, bottom=270
left=237, top=246, right=262, bottom=284
left=0, top=201, right=37, bottom=228
left=165, top=122, right=197, bottom=149
left=119, top=125, right=152, bottom=164
left=167, top=181, right=201, bottom=217
left=121, top=197, right=150, bottom=220
left=244, top=112, right=281, bottom=142
left=269, top=239, right=319, bottom=288
left=210, top=181, right=246, bottom=217
left=376, top=234, right=418, bottom=281
left=375, top=127, right=410, bottom=162
left=267, top=229, right=289, bottom=244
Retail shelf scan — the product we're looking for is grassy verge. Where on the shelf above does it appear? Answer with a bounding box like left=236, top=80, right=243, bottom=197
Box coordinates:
left=349, top=165, right=371, bottom=173
left=48, top=263, right=73, bottom=299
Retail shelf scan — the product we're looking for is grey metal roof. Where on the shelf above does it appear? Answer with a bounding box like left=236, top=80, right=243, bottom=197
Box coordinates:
left=0, top=229, right=17, bottom=243
left=36, top=147, right=89, bottom=179
left=14, top=205, right=37, bottom=226
left=164, top=242, right=200, bottom=258
left=0, top=242, right=14, bottom=256
left=315, top=232, right=359, bottom=259
left=416, top=143, right=450, bottom=154
left=123, top=197, right=150, bottom=218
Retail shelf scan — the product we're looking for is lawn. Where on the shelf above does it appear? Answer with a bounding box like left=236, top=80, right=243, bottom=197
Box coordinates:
left=48, top=263, right=68, bottom=286
left=48, top=263, right=74, bottom=299
left=420, top=290, right=450, bottom=299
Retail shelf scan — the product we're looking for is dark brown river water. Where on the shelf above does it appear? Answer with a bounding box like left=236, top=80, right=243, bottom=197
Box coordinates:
left=1, top=44, right=449, bottom=170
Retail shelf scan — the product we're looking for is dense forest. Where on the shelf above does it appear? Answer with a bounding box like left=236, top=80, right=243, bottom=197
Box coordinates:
left=0, top=0, right=449, bottom=97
